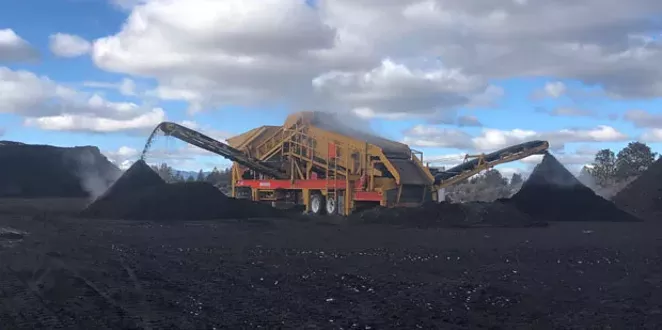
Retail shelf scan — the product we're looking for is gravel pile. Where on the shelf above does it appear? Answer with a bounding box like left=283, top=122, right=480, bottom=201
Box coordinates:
left=82, top=161, right=283, bottom=220
left=612, top=157, right=662, bottom=221
left=0, top=142, right=120, bottom=198
left=511, top=153, right=639, bottom=222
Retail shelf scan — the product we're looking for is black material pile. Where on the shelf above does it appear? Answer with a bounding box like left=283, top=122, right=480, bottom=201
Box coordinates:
left=0, top=142, right=120, bottom=198
left=82, top=161, right=283, bottom=221
left=353, top=199, right=544, bottom=228
left=512, top=153, right=639, bottom=222
left=612, top=157, right=662, bottom=221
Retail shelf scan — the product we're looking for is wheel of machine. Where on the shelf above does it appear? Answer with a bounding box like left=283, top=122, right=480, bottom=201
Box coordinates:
left=326, top=196, right=337, bottom=215
left=310, top=193, right=326, bottom=215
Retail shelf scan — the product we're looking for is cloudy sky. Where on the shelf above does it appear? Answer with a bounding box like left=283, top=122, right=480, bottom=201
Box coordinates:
left=1, top=0, right=661, bottom=176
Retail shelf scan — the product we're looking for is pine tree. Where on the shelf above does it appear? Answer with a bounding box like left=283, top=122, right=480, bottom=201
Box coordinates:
left=196, top=169, right=205, bottom=181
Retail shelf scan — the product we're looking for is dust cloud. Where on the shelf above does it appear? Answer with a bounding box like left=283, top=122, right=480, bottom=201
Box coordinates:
left=67, top=148, right=122, bottom=201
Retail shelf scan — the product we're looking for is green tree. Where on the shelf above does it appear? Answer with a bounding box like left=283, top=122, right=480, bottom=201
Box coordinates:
left=482, top=169, right=508, bottom=187
left=205, top=167, right=223, bottom=185
left=172, top=172, right=185, bottom=183
left=196, top=169, right=206, bottom=181
left=590, top=149, right=616, bottom=186
left=186, top=175, right=196, bottom=183
left=615, top=142, right=657, bottom=179
left=152, top=163, right=175, bottom=182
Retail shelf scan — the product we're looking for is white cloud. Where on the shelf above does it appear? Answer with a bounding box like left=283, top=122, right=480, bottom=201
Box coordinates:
left=90, top=0, right=505, bottom=117
left=402, top=125, right=474, bottom=149
left=544, top=82, right=566, bottom=98
left=0, top=67, right=165, bottom=133
left=0, top=29, right=38, bottom=61
left=24, top=110, right=164, bottom=133
left=624, top=109, right=662, bottom=128
left=403, top=124, right=629, bottom=151
left=83, top=78, right=137, bottom=96
left=49, top=33, right=91, bottom=58
left=86, top=0, right=662, bottom=118
left=92, top=0, right=368, bottom=112
left=319, top=0, right=662, bottom=99
left=457, top=115, right=482, bottom=127
left=312, top=59, right=493, bottom=117
left=641, top=129, right=662, bottom=143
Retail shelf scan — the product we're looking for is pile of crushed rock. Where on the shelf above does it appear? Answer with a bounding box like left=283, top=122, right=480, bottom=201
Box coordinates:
left=511, top=153, right=640, bottom=222
left=81, top=160, right=283, bottom=221
left=612, top=157, right=662, bottom=221
left=0, top=142, right=120, bottom=198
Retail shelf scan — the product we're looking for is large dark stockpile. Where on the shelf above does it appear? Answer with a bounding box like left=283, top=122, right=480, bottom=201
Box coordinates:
left=512, top=153, right=639, bottom=222
left=93, top=159, right=166, bottom=201
left=0, top=142, right=120, bottom=198
left=82, top=161, right=283, bottom=221
left=612, top=157, right=662, bottom=221
left=353, top=199, right=545, bottom=228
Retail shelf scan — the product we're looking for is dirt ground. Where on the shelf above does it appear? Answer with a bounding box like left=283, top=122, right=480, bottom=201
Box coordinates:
left=1, top=199, right=662, bottom=329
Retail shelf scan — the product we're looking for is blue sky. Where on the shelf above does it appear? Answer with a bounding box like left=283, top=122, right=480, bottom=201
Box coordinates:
left=1, top=0, right=662, bottom=176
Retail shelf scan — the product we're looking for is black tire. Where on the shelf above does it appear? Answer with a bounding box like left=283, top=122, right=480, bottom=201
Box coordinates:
left=326, top=196, right=337, bottom=215
left=310, top=193, right=326, bottom=215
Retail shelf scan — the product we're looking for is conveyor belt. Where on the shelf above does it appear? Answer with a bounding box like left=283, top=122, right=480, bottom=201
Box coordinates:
left=142, top=122, right=288, bottom=179
left=434, top=140, right=549, bottom=184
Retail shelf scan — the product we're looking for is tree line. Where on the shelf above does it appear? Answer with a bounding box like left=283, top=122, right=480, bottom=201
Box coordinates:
left=578, top=141, right=658, bottom=198
left=150, top=163, right=231, bottom=186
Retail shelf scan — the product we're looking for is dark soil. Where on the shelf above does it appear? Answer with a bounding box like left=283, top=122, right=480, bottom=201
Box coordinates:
left=613, top=157, right=662, bottom=221
left=1, top=198, right=662, bottom=329
left=352, top=199, right=545, bottom=228
left=512, top=153, right=640, bottom=222
left=0, top=142, right=120, bottom=198
left=82, top=161, right=283, bottom=220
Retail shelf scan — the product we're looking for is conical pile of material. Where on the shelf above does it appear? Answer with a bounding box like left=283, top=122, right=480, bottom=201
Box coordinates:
left=81, top=160, right=283, bottom=221
left=94, top=160, right=165, bottom=201
left=511, top=153, right=639, bottom=222
left=612, top=158, right=662, bottom=221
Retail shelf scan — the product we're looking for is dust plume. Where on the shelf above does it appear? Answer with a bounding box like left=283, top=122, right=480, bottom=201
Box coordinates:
left=67, top=147, right=122, bottom=200
left=316, top=110, right=384, bottom=139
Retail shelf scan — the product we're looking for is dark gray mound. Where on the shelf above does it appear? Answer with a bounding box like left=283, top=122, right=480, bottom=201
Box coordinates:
left=352, top=199, right=544, bottom=228
left=0, top=142, right=120, bottom=198
left=94, top=159, right=165, bottom=201
left=512, top=153, right=640, bottom=222
left=613, top=157, right=662, bottom=221
left=82, top=163, right=283, bottom=220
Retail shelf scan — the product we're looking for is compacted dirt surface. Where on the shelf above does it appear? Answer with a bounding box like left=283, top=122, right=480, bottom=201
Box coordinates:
left=1, top=199, right=662, bottom=329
